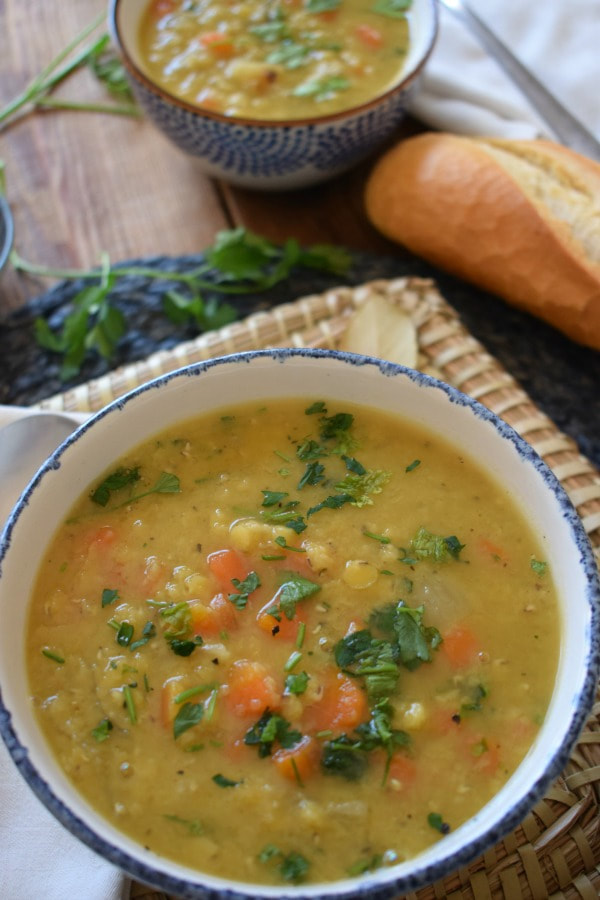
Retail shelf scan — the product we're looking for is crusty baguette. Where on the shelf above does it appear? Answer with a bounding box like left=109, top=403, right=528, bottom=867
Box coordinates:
left=364, top=133, right=600, bottom=350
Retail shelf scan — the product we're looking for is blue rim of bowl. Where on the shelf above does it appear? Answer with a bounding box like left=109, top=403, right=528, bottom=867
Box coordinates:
left=108, top=0, right=439, bottom=129
left=0, top=195, right=14, bottom=272
left=1, top=348, right=599, bottom=900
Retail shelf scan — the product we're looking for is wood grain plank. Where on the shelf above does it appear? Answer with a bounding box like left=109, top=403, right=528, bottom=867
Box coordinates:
left=0, top=0, right=229, bottom=311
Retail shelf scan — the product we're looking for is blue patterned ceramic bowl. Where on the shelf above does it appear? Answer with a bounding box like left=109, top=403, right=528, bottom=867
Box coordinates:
left=108, top=0, right=438, bottom=190
left=0, top=350, right=599, bottom=899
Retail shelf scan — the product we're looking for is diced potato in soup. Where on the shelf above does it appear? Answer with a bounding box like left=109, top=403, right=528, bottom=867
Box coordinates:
left=27, top=398, right=559, bottom=885
left=137, top=0, right=413, bottom=119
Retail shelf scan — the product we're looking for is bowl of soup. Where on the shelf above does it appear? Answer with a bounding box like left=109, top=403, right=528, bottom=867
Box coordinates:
left=108, top=0, right=438, bottom=189
left=0, top=349, right=599, bottom=899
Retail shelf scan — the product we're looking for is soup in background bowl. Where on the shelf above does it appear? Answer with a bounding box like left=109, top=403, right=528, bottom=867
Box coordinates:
left=0, top=349, right=599, bottom=899
left=108, top=0, right=438, bottom=189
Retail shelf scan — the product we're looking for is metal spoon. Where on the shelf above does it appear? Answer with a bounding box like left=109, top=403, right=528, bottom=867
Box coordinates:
left=438, top=0, right=600, bottom=162
left=0, top=409, right=88, bottom=527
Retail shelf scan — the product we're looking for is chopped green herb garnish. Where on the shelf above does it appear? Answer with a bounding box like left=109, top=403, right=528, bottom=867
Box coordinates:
left=294, top=76, right=350, bottom=100
left=163, top=814, right=204, bottom=835
left=41, top=648, right=65, bottom=664
left=296, top=621, right=306, bottom=648
left=405, top=459, right=421, bottom=472
left=212, top=773, right=241, bottom=788
left=274, top=535, right=305, bottom=553
left=244, top=710, right=302, bottom=757
left=101, top=587, right=119, bottom=607
left=364, top=531, right=390, bottom=546
left=174, top=683, right=218, bottom=704
left=530, top=558, right=548, bottom=576
left=228, top=571, right=261, bottom=610
left=258, top=845, right=310, bottom=883
left=170, top=635, right=203, bottom=657
left=321, top=735, right=369, bottom=780
left=122, top=684, right=136, bottom=724
left=91, top=717, right=113, bottom=742
left=262, top=490, right=289, bottom=507
left=342, top=455, right=366, bottom=475
left=266, top=41, right=309, bottom=69
left=428, top=812, right=450, bottom=834
left=373, top=0, right=412, bottom=17
left=297, top=460, right=325, bottom=489
left=129, top=620, right=156, bottom=651
left=461, top=683, right=488, bottom=713
left=173, top=701, right=204, bottom=739
left=334, top=469, right=391, bottom=507
left=249, top=21, right=291, bottom=42
left=116, top=621, right=134, bottom=647
left=306, top=0, right=340, bottom=10
left=411, top=527, right=465, bottom=562
left=91, top=466, right=140, bottom=506
left=347, top=854, right=384, bottom=876
left=270, top=572, right=321, bottom=621
left=334, top=629, right=399, bottom=699
left=296, top=438, right=327, bottom=460
left=307, top=492, right=353, bottom=517
left=284, top=650, right=303, bottom=672
left=305, top=401, right=327, bottom=414
left=285, top=671, right=310, bottom=695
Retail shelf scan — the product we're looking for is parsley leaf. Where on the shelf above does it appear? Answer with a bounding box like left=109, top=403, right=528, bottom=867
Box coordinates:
left=296, top=438, right=327, bottom=460
left=297, top=460, right=325, bottom=489
left=307, top=492, right=353, bottom=517
left=321, top=735, right=369, bottom=780
left=284, top=671, right=309, bottom=695
left=334, top=629, right=399, bottom=699
left=212, top=773, right=241, bottom=788
left=258, top=845, right=310, bottom=883
left=410, top=527, right=465, bottom=562
left=173, top=701, right=204, bottom=739
left=530, top=557, right=548, bottom=576
left=369, top=601, right=442, bottom=670
left=270, top=572, right=321, bottom=620
left=91, top=466, right=140, bottom=506
left=244, top=710, right=302, bottom=757
left=229, top=571, right=261, bottom=609
left=91, top=717, right=113, bottom=742
left=262, top=490, right=289, bottom=507
left=428, top=812, right=450, bottom=834
left=334, top=469, right=390, bottom=507
left=101, top=587, right=119, bottom=607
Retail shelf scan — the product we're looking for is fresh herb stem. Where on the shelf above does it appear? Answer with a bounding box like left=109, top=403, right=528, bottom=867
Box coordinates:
left=122, top=684, right=137, bottom=724
left=0, top=15, right=105, bottom=128
left=35, top=96, right=141, bottom=117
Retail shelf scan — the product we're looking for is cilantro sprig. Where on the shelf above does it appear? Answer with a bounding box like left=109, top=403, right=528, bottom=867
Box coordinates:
left=244, top=710, right=302, bottom=757
left=18, top=228, right=351, bottom=380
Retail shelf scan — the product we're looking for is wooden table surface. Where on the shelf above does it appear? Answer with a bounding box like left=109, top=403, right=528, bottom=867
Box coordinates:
left=0, top=0, right=405, bottom=319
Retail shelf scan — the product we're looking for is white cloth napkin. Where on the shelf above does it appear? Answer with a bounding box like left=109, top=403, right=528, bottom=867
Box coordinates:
left=409, top=0, right=600, bottom=141
left=0, top=406, right=130, bottom=900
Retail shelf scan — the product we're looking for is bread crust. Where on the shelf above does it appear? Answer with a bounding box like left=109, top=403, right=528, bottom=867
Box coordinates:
left=364, top=133, right=600, bottom=349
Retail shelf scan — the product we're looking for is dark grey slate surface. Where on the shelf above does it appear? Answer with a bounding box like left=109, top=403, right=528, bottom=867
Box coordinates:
left=0, top=251, right=598, bottom=467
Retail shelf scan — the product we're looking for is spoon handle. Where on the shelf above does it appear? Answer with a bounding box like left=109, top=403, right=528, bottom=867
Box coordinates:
left=438, top=0, right=600, bottom=162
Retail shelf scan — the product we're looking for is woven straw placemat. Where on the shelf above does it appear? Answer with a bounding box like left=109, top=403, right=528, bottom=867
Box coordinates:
left=35, top=277, right=600, bottom=899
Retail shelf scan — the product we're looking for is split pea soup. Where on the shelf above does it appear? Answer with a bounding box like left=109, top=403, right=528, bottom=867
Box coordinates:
left=27, top=398, right=560, bottom=887
left=138, top=0, right=413, bottom=119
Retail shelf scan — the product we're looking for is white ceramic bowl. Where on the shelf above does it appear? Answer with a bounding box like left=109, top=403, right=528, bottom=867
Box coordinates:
left=108, top=0, right=438, bottom=190
left=1, top=349, right=599, bottom=899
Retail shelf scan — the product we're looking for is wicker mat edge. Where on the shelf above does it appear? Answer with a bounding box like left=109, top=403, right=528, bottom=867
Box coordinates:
left=36, top=277, right=600, bottom=900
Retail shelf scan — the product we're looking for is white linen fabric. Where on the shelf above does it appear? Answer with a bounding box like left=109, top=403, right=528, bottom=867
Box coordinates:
left=409, top=0, right=600, bottom=141
left=0, top=405, right=129, bottom=900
